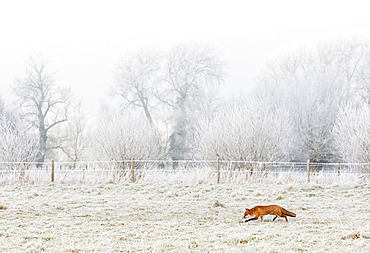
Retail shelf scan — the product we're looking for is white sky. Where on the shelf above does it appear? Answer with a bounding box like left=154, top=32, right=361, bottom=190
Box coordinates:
left=1, top=0, right=369, bottom=115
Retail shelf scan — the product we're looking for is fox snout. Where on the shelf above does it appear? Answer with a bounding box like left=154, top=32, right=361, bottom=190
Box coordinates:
left=243, top=208, right=250, bottom=219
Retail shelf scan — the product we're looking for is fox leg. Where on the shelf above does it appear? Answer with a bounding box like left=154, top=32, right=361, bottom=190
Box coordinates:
left=282, top=215, right=288, bottom=221
left=260, top=216, right=263, bottom=221
left=245, top=216, right=259, bottom=222
left=273, top=214, right=288, bottom=221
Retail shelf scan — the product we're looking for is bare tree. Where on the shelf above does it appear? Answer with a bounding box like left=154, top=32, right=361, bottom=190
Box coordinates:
left=58, top=103, right=88, bottom=163
left=256, top=38, right=370, bottom=162
left=353, top=42, right=370, bottom=105
left=160, top=44, right=225, bottom=160
left=333, top=104, right=370, bottom=165
left=0, top=111, right=39, bottom=163
left=0, top=96, right=4, bottom=116
left=194, top=97, right=293, bottom=163
left=113, top=50, right=160, bottom=125
left=94, top=111, right=162, bottom=161
left=13, top=56, right=70, bottom=163
left=111, top=44, right=225, bottom=160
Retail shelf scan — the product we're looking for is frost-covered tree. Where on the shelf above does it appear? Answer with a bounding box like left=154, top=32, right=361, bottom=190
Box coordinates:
left=0, top=111, right=39, bottom=163
left=58, top=104, right=89, bottom=163
left=113, top=50, right=160, bottom=125
left=257, top=38, right=370, bottom=162
left=333, top=104, right=370, bottom=164
left=194, top=97, right=293, bottom=162
left=355, top=47, right=370, bottom=105
left=0, top=96, right=4, bottom=116
left=160, top=44, right=225, bottom=160
left=94, top=111, right=162, bottom=161
left=13, top=56, right=70, bottom=163
left=110, top=44, right=225, bottom=160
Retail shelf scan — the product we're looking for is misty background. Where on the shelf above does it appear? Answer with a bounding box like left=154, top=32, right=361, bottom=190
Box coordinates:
left=0, top=0, right=369, bottom=165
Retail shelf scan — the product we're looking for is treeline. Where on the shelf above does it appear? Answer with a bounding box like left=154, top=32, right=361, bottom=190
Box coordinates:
left=0, top=39, right=369, bottom=164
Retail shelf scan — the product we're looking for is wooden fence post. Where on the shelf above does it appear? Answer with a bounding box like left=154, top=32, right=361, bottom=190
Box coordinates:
left=131, top=158, right=135, bottom=183
left=51, top=160, right=55, bottom=183
left=338, top=162, right=341, bottom=176
left=217, top=157, right=220, bottom=184
left=307, top=160, right=310, bottom=183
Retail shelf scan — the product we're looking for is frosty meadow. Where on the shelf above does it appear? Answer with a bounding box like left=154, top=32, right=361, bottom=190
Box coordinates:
left=0, top=160, right=369, bottom=252
left=0, top=182, right=369, bottom=252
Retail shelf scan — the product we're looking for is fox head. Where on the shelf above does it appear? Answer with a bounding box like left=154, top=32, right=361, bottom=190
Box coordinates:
left=243, top=208, right=251, bottom=219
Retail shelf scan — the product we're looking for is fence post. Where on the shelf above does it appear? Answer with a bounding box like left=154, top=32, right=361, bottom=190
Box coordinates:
left=131, top=158, right=135, bottom=183
left=338, top=162, right=341, bottom=176
left=307, top=159, right=310, bottom=183
left=217, top=157, right=220, bottom=184
left=51, top=160, right=55, bottom=183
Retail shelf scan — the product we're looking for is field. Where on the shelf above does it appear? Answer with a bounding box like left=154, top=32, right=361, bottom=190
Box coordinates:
left=0, top=182, right=369, bottom=252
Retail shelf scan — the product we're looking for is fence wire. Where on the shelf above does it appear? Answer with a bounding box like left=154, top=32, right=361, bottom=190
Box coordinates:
left=0, top=160, right=369, bottom=184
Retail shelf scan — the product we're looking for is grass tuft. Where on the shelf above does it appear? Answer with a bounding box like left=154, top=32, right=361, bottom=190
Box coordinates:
left=214, top=200, right=225, bottom=208
left=341, top=232, right=370, bottom=240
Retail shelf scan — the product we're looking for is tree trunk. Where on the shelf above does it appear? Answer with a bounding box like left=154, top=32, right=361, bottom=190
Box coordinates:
left=37, top=111, right=47, bottom=165
left=169, top=96, right=188, bottom=162
left=138, top=94, right=153, bottom=126
left=143, top=103, right=153, bottom=126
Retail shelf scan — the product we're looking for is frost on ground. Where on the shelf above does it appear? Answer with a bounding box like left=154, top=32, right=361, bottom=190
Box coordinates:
left=0, top=183, right=369, bottom=252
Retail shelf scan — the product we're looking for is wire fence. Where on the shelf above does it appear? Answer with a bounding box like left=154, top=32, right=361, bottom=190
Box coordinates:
left=0, top=159, right=369, bottom=185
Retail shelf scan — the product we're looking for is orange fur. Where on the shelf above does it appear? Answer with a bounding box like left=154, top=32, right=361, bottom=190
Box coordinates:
left=243, top=205, right=296, bottom=222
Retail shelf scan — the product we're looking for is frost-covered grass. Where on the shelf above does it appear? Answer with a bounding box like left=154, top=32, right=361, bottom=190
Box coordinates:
left=0, top=182, right=369, bottom=252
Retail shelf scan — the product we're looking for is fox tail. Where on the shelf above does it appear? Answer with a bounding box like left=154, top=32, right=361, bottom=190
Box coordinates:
left=282, top=208, right=296, bottom=217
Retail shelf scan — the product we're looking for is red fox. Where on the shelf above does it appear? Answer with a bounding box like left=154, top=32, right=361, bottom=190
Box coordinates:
left=243, top=205, right=296, bottom=222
